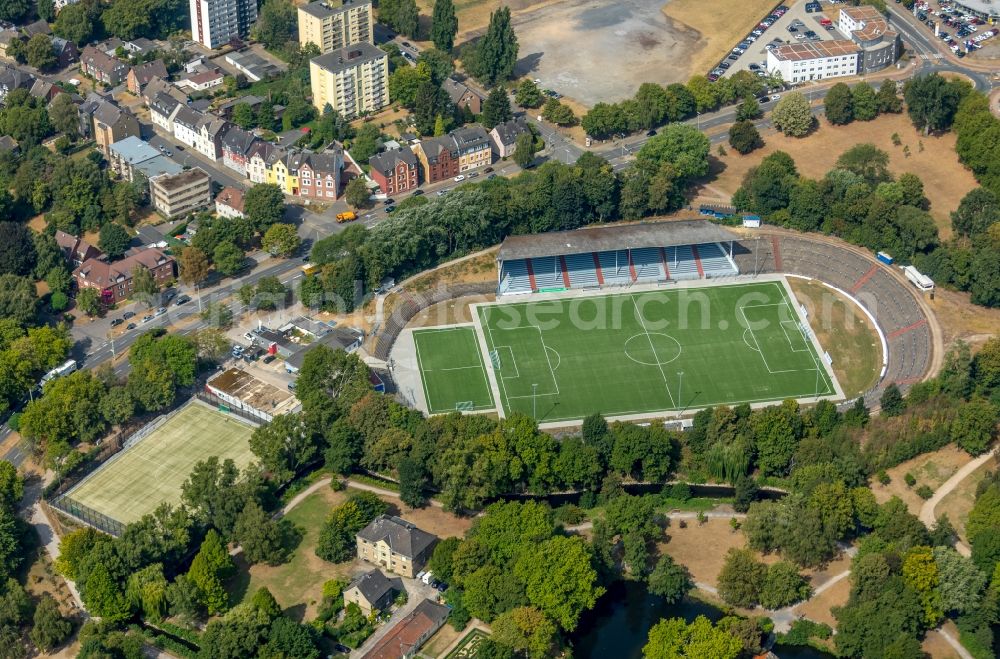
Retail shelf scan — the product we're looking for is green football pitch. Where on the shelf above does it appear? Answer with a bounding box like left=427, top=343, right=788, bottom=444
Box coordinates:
left=413, top=326, right=496, bottom=414
left=64, top=401, right=258, bottom=525
left=413, top=281, right=838, bottom=423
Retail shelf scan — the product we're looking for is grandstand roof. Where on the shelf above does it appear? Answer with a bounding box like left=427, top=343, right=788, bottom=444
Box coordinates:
left=497, top=220, right=740, bottom=262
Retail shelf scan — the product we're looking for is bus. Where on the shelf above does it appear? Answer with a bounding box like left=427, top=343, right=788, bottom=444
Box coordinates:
left=40, top=359, right=78, bottom=387
left=301, top=263, right=320, bottom=276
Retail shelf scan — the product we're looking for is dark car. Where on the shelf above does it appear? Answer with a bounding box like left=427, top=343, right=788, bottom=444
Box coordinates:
left=176, top=145, right=184, bottom=151
left=175, top=294, right=191, bottom=305
left=487, top=173, right=497, bottom=179
left=123, top=311, right=136, bottom=320
left=484, top=166, right=494, bottom=173
left=385, top=205, right=396, bottom=213
left=646, top=129, right=656, bottom=136
left=333, top=644, right=351, bottom=654
left=126, top=322, right=137, bottom=330
left=435, top=582, right=448, bottom=592
left=383, top=198, right=395, bottom=205
left=110, top=318, right=124, bottom=327
left=411, top=189, right=424, bottom=195
left=262, top=354, right=276, bottom=364
left=402, top=41, right=411, bottom=47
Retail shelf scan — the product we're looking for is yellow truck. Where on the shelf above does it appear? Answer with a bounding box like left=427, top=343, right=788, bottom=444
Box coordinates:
left=336, top=211, right=357, bottom=223
left=301, top=263, right=320, bottom=276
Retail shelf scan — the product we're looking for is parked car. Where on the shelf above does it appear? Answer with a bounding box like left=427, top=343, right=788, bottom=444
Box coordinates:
left=126, top=322, right=136, bottom=330
left=487, top=173, right=497, bottom=179
left=771, top=94, right=781, bottom=101
left=110, top=318, right=123, bottom=327
left=262, top=354, right=276, bottom=364
left=708, top=73, right=720, bottom=81
left=412, top=188, right=424, bottom=195
left=175, top=295, right=191, bottom=305
left=383, top=198, right=395, bottom=205
left=468, top=172, right=479, bottom=178
left=176, top=146, right=184, bottom=151
left=646, top=129, right=657, bottom=136
left=453, top=174, right=465, bottom=182
left=718, top=62, right=730, bottom=69
left=333, top=644, right=351, bottom=654
left=142, top=315, right=154, bottom=323
left=484, top=167, right=494, bottom=173
left=385, top=205, right=396, bottom=213
left=155, top=307, right=167, bottom=316
left=123, top=311, right=135, bottom=320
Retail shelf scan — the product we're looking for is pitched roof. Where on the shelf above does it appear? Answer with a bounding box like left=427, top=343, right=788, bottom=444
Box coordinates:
left=188, top=69, right=223, bottom=85
left=417, top=134, right=457, bottom=160
left=451, top=125, right=490, bottom=149
left=356, top=515, right=437, bottom=559
left=347, top=569, right=403, bottom=605
left=284, top=327, right=362, bottom=370
left=22, top=20, right=51, bottom=37
left=81, top=45, right=127, bottom=75
left=149, top=91, right=181, bottom=119
left=173, top=106, right=203, bottom=130
left=130, top=60, right=168, bottom=87
left=490, top=116, right=529, bottom=147
left=361, top=600, right=449, bottom=659
left=442, top=78, right=482, bottom=106
left=0, top=136, right=18, bottom=153
left=0, top=66, right=34, bottom=92
left=221, top=125, right=258, bottom=155
left=92, top=99, right=134, bottom=128
left=75, top=247, right=173, bottom=287
left=369, top=145, right=417, bottom=172
left=215, top=186, right=245, bottom=213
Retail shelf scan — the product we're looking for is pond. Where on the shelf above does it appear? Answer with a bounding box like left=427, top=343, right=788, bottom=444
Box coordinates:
left=570, top=581, right=835, bottom=659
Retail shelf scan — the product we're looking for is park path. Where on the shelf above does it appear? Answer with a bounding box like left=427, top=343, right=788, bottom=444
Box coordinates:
left=564, top=511, right=746, bottom=533
left=24, top=479, right=85, bottom=612
left=938, top=627, right=975, bottom=659
left=919, top=448, right=996, bottom=558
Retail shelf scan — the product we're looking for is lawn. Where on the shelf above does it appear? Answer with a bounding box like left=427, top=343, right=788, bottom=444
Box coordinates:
left=442, top=628, right=491, bottom=659
left=936, top=454, right=998, bottom=543
left=870, top=444, right=973, bottom=516
left=413, top=326, right=495, bottom=414
left=464, top=280, right=837, bottom=423
left=227, top=485, right=355, bottom=619
left=63, top=402, right=257, bottom=525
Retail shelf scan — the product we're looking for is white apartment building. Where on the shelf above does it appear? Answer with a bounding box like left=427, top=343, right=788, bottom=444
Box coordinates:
left=189, top=0, right=258, bottom=49
left=766, top=40, right=861, bottom=83
left=309, top=43, right=388, bottom=117
left=298, top=0, right=374, bottom=53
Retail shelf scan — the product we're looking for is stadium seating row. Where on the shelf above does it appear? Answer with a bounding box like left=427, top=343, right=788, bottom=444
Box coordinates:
left=498, top=243, right=738, bottom=295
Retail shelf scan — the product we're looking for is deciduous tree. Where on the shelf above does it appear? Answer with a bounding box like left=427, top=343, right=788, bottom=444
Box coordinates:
left=728, top=120, right=763, bottom=155
left=261, top=223, right=301, bottom=257
left=771, top=92, right=813, bottom=137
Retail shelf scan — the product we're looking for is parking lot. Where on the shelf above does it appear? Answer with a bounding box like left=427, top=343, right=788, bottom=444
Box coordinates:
left=911, top=1, right=996, bottom=56
left=718, top=0, right=845, bottom=78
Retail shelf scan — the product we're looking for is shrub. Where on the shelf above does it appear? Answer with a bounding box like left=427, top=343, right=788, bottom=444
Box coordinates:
left=878, top=470, right=891, bottom=485
left=553, top=504, right=586, bottom=526
left=916, top=485, right=934, bottom=500
left=669, top=482, right=692, bottom=502
left=904, top=472, right=917, bottom=487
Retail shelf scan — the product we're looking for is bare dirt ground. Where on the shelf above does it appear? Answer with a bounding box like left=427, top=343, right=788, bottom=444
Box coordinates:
left=661, top=0, right=781, bottom=82
left=870, top=444, right=973, bottom=516
left=922, top=628, right=962, bottom=659
left=937, top=453, right=997, bottom=542
left=509, top=0, right=700, bottom=106
left=700, top=113, right=980, bottom=239
left=925, top=288, right=1000, bottom=349
left=788, top=277, right=882, bottom=397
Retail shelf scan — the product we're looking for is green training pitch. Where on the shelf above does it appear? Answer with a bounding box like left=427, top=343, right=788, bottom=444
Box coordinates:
left=466, top=280, right=837, bottom=423
left=413, top=326, right=495, bottom=414
left=64, top=401, right=257, bottom=525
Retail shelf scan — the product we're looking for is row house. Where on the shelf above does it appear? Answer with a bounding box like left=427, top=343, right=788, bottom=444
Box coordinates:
left=290, top=149, right=342, bottom=200
left=90, top=98, right=141, bottom=156
left=452, top=125, right=491, bottom=173
left=171, top=106, right=202, bottom=151
left=50, top=37, right=78, bottom=69
left=196, top=116, right=229, bottom=161
left=0, top=65, right=34, bottom=103
left=368, top=146, right=418, bottom=195
left=247, top=141, right=278, bottom=184
left=413, top=135, right=459, bottom=185
left=126, top=59, right=167, bottom=95
left=149, top=92, right=182, bottom=132
left=489, top=116, right=531, bottom=159
left=220, top=126, right=258, bottom=176
left=80, top=46, right=129, bottom=86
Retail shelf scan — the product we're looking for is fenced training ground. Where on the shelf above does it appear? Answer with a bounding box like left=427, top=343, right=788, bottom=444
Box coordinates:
left=412, top=279, right=841, bottom=424
left=59, top=400, right=258, bottom=526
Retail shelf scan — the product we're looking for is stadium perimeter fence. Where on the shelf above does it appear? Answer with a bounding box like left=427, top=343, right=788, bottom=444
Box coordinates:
left=370, top=282, right=496, bottom=361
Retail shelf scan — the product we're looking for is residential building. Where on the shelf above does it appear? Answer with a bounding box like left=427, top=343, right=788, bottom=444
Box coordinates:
left=93, top=37, right=125, bottom=55
left=837, top=5, right=901, bottom=72
left=0, top=31, right=21, bottom=59
left=149, top=92, right=183, bottom=132
left=309, top=43, right=388, bottom=116
left=149, top=168, right=213, bottom=218
left=343, top=570, right=403, bottom=617
left=290, top=149, right=342, bottom=199
left=181, top=69, right=224, bottom=91
left=90, top=99, right=141, bottom=156
left=127, top=59, right=168, bottom=95
left=442, top=78, right=483, bottom=115
left=28, top=79, right=59, bottom=103
left=22, top=20, right=51, bottom=38
left=197, top=116, right=230, bottom=161
left=247, top=141, right=279, bottom=184
left=369, top=146, right=419, bottom=195
left=55, top=230, right=103, bottom=266
left=143, top=76, right=187, bottom=106
left=452, top=125, right=491, bottom=172
left=225, top=51, right=280, bottom=82
left=109, top=136, right=182, bottom=182
left=361, top=600, right=450, bottom=659
left=221, top=125, right=259, bottom=176
left=298, top=0, right=374, bottom=53
left=216, top=94, right=263, bottom=119
left=74, top=247, right=176, bottom=305
left=766, top=40, right=861, bottom=83
left=50, top=37, right=78, bottom=69
left=0, top=65, right=34, bottom=102
left=490, top=116, right=530, bottom=159
left=413, top=135, right=459, bottom=184
left=215, top=186, right=245, bottom=218
left=80, top=46, right=130, bottom=86
left=356, top=515, right=437, bottom=578
left=189, top=0, right=258, bottom=49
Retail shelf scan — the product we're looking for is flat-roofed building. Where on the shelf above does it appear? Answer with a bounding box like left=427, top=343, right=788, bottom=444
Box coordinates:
left=836, top=5, right=901, bottom=72
left=189, top=0, right=258, bottom=49
left=206, top=368, right=300, bottom=422
left=149, top=168, right=212, bottom=218
left=766, top=40, right=861, bottom=83
left=309, top=43, right=388, bottom=116
left=298, top=0, right=373, bottom=53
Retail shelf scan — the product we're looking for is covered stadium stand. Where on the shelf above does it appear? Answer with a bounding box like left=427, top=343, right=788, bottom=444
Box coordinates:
left=496, top=220, right=740, bottom=295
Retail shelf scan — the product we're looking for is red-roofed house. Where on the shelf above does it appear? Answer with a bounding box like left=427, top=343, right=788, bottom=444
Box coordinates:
left=360, top=600, right=449, bottom=659
left=54, top=230, right=104, bottom=266
left=215, top=186, right=246, bottom=218
left=74, top=247, right=176, bottom=305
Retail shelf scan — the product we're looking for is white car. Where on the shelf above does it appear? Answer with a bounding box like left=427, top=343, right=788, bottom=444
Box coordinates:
left=453, top=174, right=465, bottom=182
left=771, top=94, right=781, bottom=101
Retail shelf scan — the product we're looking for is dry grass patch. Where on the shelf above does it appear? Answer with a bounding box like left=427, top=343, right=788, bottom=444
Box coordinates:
left=383, top=499, right=473, bottom=539
left=420, top=623, right=465, bottom=657
left=922, top=629, right=961, bottom=659
left=796, top=576, right=849, bottom=628
left=701, top=113, right=979, bottom=238
left=658, top=518, right=778, bottom=588
left=926, top=288, right=1000, bottom=349
left=787, top=277, right=881, bottom=397
left=937, top=453, right=998, bottom=543
left=662, top=0, right=779, bottom=81
left=869, top=444, right=972, bottom=515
